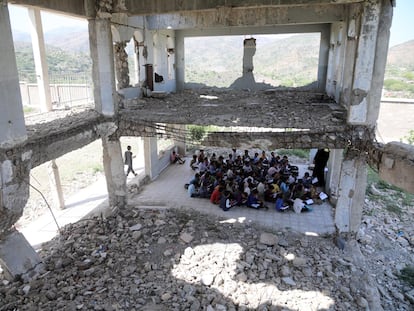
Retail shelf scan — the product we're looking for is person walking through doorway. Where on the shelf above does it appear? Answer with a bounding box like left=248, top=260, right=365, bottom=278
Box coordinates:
left=124, top=145, right=137, bottom=177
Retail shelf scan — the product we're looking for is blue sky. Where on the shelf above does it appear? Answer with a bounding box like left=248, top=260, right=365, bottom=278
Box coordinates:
left=8, top=1, right=414, bottom=47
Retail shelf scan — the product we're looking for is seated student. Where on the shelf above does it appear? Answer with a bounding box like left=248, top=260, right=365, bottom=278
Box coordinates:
left=171, top=151, right=185, bottom=164
left=220, top=190, right=235, bottom=212
left=188, top=182, right=199, bottom=198
left=275, top=193, right=289, bottom=212
left=189, top=154, right=198, bottom=170
left=233, top=190, right=248, bottom=206
left=293, top=198, right=312, bottom=213
left=210, top=186, right=223, bottom=204
left=246, top=189, right=267, bottom=209
left=198, top=158, right=209, bottom=174
left=197, top=149, right=205, bottom=164
left=302, top=172, right=312, bottom=188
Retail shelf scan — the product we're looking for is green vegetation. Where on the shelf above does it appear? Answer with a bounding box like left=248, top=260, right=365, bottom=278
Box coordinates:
left=399, top=265, right=414, bottom=287
left=383, top=78, right=414, bottom=92
left=402, top=130, right=414, bottom=145
left=383, top=64, right=414, bottom=98
left=14, top=42, right=91, bottom=83
left=277, top=149, right=309, bottom=159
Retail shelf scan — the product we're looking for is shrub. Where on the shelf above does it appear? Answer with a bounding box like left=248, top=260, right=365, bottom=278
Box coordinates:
left=188, top=125, right=206, bottom=142
left=399, top=265, right=414, bottom=286
left=277, top=149, right=309, bottom=159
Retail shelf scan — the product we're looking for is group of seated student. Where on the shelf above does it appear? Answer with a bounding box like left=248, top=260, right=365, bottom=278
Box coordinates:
left=186, top=148, right=323, bottom=213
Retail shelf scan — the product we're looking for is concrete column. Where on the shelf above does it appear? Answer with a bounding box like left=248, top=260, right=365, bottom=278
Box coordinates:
left=317, top=26, right=330, bottom=92
left=0, top=4, right=27, bottom=147
left=326, top=149, right=343, bottom=204
left=348, top=1, right=380, bottom=123
left=28, top=8, right=65, bottom=209
left=89, top=18, right=117, bottom=116
left=175, top=31, right=185, bottom=91
left=28, top=8, right=52, bottom=112
left=172, top=124, right=186, bottom=156
left=366, top=0, right=393, bottom=124
left=101, top=137, right=127, bottom=208
left=143, top=136, right=158, bottom=180
left=48, top=160, right=65, bottom=209
left=0, top=5, right=41, bottom=281
left=334, top=1, right=388, bottom=234
left=335, top=157, right=367, bottom=233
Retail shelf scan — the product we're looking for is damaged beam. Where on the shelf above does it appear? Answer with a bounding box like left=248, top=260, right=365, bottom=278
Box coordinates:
left=0, top=110, right=115, bottom=169
left=121, top=0, right=362, bottom=16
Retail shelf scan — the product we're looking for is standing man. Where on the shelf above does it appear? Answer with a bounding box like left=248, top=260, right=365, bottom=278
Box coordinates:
left=124, top=145, right=137, bottom=177
left=312, top=148, right=330, bottom=187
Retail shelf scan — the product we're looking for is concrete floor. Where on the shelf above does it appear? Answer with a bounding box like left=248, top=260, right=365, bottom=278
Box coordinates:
left=20, top=159, right=335, bottom=249
left=129, top=160, right=336, bottom=236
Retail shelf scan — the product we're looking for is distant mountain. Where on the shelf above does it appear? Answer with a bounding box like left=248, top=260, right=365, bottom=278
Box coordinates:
left=12, top=26, right=89, bottom=53
left=185, top=33, right=320, bottom=88
left=44, top=27, right=89, bottom=52
left=387, top=40, right=414, bottom=68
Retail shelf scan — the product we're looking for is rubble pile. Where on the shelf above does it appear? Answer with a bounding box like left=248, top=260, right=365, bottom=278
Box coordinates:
left=2, top=203, right=412, bottom=311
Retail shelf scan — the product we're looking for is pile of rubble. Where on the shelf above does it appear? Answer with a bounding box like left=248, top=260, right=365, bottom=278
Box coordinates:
left=2, top=201, right=412, bottom=311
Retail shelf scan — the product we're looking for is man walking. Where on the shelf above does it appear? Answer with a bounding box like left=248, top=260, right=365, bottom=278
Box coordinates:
left=124, top=145, right=137, bottom=177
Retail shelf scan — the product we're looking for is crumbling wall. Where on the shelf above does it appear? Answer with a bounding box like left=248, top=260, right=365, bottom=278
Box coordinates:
left=369, top=142, right=414, bottom=194
left=0, top=150, right=31, bottom=237
left=114, top=41, right=130, bottom=89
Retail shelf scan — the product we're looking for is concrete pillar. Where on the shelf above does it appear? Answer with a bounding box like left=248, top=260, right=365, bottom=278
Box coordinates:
left=348, top=1, right=380, bottom=124
left=143, top=136, right=158, bottom=180
left=333, top=1, right=391, bottom=233
left=101, top=137, right=127, bottom=207
left=28, top=8, right=52, bottom=112
left=48, top=160, right=65, bottom=209
left=28, top=8, right=65, bottom=209
left=334, top=157, right=367, bottom=233
left=172, top=124, right=186, bottom=155
left=89, top=18, right=117, bottom=116
left=366, top=0, right=393, bottom=124
left=317, top=26, right=330, bottom=92
left=0, top=5, right=41, bottom=281
left=326, top=149, right=344, bottom=204
left=0, top=4, right=27, bottom=147
left=175, top=31, right=185, bottom=91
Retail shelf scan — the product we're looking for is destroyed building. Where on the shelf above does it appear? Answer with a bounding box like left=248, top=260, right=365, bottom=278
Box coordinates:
left=0, top=0, right=413, bottom=280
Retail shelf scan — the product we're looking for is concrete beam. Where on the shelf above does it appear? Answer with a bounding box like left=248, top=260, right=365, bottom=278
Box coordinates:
left=146, top=5, right=346, bottom=30
left=0, top=110, right=114, bottom=169
left=121, top=0, right=362, bottom=16
left=8, top=0, right=92, bottom=18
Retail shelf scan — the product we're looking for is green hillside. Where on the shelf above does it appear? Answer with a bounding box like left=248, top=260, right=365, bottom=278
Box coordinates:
left=185, top=33, right=320, bottom=88
left=13, top=41, right=91, bottom=83
left=384, top=40, right=414, bottom=98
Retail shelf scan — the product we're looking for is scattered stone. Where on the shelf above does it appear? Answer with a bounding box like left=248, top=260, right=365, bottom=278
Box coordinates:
left=201, top=272, right=215, bottom=286
left=260, top=232, right=278, bottom=246
left=180, top=232, right=194, bottom=243
left=282, top=277, right=296, bottom=286
left=129, top=223, right=142, bottom=231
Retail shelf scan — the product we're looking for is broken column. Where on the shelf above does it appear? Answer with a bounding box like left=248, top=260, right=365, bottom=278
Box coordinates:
left=114, top=41, right=130, bottom=89
left=334, top=0, right=392, bottom=233
left=0, top=4, right=42, bottom=280
left=89, top=17, right=128, bottom=208
left=230, top=38, right=256, bottom=89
